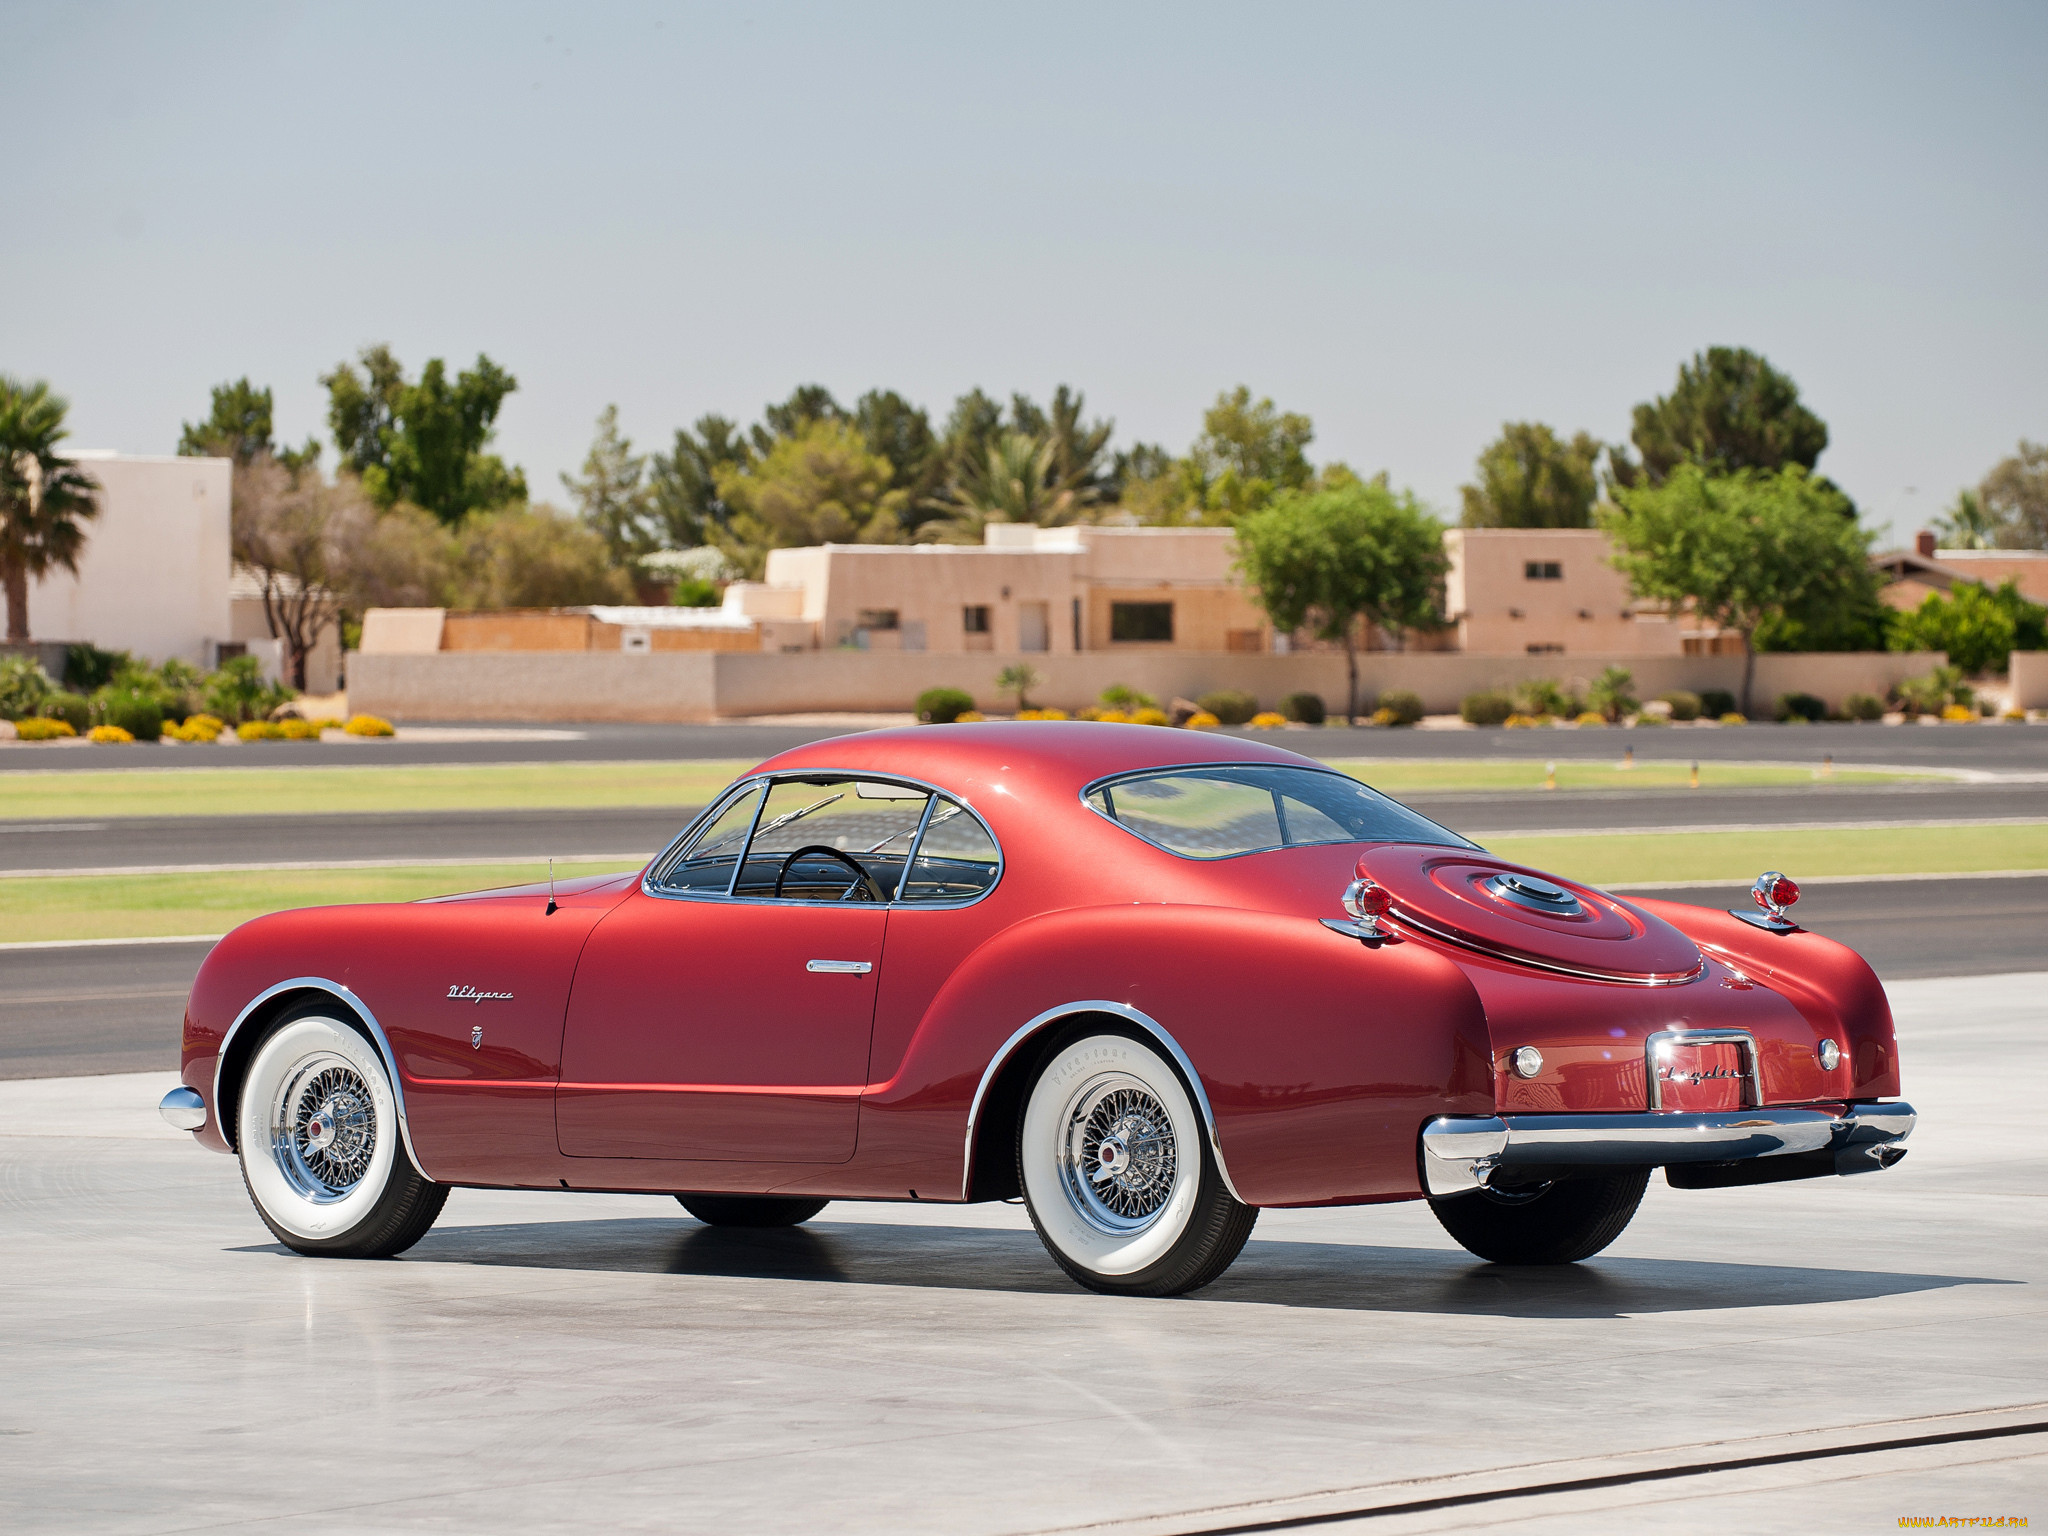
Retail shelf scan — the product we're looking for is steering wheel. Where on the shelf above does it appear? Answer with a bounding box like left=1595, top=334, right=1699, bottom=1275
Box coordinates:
left=774, top=844, right=886, bottom=903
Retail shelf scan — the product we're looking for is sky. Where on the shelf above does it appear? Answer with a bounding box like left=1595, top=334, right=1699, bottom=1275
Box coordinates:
left=5, top=0, right=2044, bottom=549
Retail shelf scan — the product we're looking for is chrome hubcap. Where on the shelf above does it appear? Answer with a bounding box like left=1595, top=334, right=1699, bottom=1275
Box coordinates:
left=1058, top=1073, right=1179, bottom=1235
left=269, top=1054, right=377, bottom=1202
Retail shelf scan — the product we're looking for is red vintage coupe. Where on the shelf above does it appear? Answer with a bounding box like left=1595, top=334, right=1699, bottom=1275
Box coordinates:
left=162, top=724, right=1914, bottom=1296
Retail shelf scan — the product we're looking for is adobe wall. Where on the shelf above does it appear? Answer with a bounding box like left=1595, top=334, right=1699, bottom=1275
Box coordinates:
left=348, top=647, right=1948, bottom=722
left=2012, top=651, right=2048, bottom=710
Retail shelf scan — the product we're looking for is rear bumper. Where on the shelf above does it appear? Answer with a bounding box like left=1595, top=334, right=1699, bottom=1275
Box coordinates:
left=1421, top=1101, right=1916, bottom=1199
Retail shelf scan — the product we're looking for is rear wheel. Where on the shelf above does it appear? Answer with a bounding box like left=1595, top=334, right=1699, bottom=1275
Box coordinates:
left=236, top=1008, right=446, bottom=1258
left=676, top=1194, right=829, bottom=1227
left=1429, top=1169, right=1649, bottom=1265
left=1017, top=1031, right=1257, bottom=1297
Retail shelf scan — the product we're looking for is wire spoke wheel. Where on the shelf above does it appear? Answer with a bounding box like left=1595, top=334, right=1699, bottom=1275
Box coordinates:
left=269, top=1053, right=379, bottom=1202
left=1058, top=1074, right=1180, bottom=1234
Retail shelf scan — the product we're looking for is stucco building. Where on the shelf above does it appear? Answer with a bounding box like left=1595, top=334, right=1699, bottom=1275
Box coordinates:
left=1442, top=528, right=1681, bottom=658
left=1875, top=531, right=2048, bottom=609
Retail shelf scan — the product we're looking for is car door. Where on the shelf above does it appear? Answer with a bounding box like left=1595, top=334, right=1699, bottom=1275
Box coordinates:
left=556, top=775, right=931, bottom=1163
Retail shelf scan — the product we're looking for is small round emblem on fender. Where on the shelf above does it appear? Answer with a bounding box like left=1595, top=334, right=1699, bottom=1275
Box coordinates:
left=1509, top=1046, right=1544, bottom=1079
left=1817, top=1038, right=1840, bottom=1071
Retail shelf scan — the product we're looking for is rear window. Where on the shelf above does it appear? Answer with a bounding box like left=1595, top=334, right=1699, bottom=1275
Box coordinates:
left=1084, top=764, right=1473, bottom=861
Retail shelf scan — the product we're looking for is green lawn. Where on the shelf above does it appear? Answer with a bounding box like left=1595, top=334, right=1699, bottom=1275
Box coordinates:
left=5, top=824, right=2043, bottom=943
left=0, top=762, right=751, bottom=821
left=0, top=755, right=1928, bottom=821
left=0, top=858, right=644, bottom=943
left=1484, top=822, right=2048, bottom=888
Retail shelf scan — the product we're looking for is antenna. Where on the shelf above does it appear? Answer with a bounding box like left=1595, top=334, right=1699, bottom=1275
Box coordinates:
left=546, top=857, right=558, bottom=916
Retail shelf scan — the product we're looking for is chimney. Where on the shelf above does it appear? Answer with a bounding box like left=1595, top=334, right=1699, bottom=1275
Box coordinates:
left=1914, top=529, right=1937, bottom=558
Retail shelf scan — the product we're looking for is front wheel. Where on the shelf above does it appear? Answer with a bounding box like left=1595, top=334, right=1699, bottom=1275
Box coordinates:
left=236, top=1008, right=447, bottom=1258
left=1429, top=1168, right=1649, bottom=1265
left=1018, top=1031, right=1257, bottom=1297
left=677, top=1195, right=830, bottom=1227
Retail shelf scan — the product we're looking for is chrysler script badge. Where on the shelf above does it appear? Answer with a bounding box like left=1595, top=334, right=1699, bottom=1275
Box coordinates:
left=447, top=985, right=514, bottom=1004
left=1660, top=1063, right=1742, bottom=1086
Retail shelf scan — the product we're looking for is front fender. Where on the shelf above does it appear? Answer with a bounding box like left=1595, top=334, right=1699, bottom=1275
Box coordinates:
left=863, top=903, right=1493, bottom=1206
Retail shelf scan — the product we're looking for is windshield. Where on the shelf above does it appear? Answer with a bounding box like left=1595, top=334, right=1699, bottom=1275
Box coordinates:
left=1084, top=764, right=1474, bottom=861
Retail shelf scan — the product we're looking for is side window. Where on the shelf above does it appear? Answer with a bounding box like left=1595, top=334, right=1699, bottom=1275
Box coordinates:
left=899, top=798, right=1001, bottom=901
left=734, top=777, right=931, bottom=900
left=655, top=783, right=765, bottom=893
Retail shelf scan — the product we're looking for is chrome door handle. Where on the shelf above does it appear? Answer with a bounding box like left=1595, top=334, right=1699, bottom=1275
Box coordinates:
left=806, top=959, right=873, bottom=974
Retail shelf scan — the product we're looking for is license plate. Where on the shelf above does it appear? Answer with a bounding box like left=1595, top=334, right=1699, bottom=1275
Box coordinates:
left=1654, top=1042, right=1747, bottom=1111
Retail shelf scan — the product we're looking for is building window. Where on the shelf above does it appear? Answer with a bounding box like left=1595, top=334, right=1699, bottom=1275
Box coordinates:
left=857, top=609, right=900, bottom=631
left=1524, top=561, right=1563, bottom=581
left=1110, top=602, right=1174, bottom=642
left=962, top=605, right=990, bottom=634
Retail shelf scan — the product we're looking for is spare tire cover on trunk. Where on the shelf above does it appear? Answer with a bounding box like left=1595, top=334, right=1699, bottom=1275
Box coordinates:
left=1359, top=844, right=1702, bottom=983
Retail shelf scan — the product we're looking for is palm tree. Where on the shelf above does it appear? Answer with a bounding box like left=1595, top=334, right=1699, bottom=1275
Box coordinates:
left=0, top=379, right=100, bottom=642
left=920, top=433, right=1084, bottom=544
left=1930, top=488, right=2000, bottom=550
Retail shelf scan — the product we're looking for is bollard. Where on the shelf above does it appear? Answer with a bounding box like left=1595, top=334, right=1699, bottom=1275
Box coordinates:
left=1822, top=753, right=1833, bottom=779
left=1545, top=761, right=1557, bottom=791
left=1622, top=746, right=1634, bottom=770
left=1689, top=761, right=1700, bottom=789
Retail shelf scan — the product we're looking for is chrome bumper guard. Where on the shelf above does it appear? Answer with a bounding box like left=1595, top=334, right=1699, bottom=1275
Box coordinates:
left=159, top=1086, right=207, bottom=1132
left=1420, top=1102, right=1916, bottom=1199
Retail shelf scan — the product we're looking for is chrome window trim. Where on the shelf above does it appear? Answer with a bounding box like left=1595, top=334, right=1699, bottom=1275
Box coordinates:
left=961, top=999, right=1245, bottom=1205
left=641, top=768, right=1005, bottom=912
left=1078, top=761, right=1475, bottom=863
left=212, top=976, right=433, bottom=1181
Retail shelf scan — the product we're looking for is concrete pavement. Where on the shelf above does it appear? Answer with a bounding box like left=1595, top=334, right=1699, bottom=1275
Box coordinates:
left=0, top=971, right=2039, bottom=1532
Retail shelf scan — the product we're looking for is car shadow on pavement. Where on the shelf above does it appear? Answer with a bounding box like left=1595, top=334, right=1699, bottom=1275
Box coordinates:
left=360, top=1218, right=2011, bottom=1318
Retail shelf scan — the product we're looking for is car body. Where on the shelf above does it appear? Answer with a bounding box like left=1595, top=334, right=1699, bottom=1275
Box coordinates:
left=165, top=722, right=1915, bottom=1294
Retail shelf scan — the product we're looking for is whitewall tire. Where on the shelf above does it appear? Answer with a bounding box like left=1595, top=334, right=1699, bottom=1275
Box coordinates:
left=1017, top=1031, right=1257, bottom=1296
left=236, top=1009, right=447, bottom=1258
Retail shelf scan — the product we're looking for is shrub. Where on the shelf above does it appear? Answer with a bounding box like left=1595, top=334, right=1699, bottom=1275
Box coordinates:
left=1586, top=666, right=1638, bottom=723
left=1248, top=711, right=1287, bottom=729
left=1184, top=710, right=1222, bottom=729
left=1894, top=665, right=1972, bottom=717
left=1376, top=689, right=1425, bottom=726
left=1940, top=702, right=1977, bottom=723
left=97, top=689, right=164, bottom=742
left=203, top=655, right=291, bottom=723
left=87, top=724, right=135, bottom=744
left=1279, top=691, right=1325, bottom=725
left=15, top=717, right=75, bottom=740
left=1657, top=690, right=1702, bottom=722
left=1197, top=689, right=1260, bottom=726
left=0, top=655, right=53, bottom=720
left=1100, top=683, right=1157, bottom=712
left=916, top=686, right=976, bottom=724
left=1839, top=692, right=1883, bottom=722
left=1512, top=678, right=1569, bottom=718
left=63, top=643, right=129, bottom=693
left=954, top=710, right=986, bottom=723
left=1130, top=707, right=1171, bottom=727
left=343, top=714, right=396, bottom=737
left=238, top=720, right=285, bottom=741
left=165, top=714, right=227, bottom=743
left=1575, top=711, right=1607, bottom=726
left=278, top=718, right=324, bottom=740
left=995, top=663, right=1044, bottom=711
left=1015, top=707, right=1069, bottom=720
left=1719, top=712, right=1747, bottom=725
left=1504, top=713, right=1544, bottom=729
left=1700, top=690, right=1737, bottom=718
left=1461, top=689, right=1514, bottom=726
left=1774, top=692, right=1827, bottom=723
left=40, top=692, right=90, bottom=732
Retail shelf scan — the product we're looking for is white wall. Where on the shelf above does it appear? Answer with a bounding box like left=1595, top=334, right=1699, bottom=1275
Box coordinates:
left=24, top=453, right=233, bottom=666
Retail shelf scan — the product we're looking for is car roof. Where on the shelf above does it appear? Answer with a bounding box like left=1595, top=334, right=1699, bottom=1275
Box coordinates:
left=748, top=721, right=1330, bottom=804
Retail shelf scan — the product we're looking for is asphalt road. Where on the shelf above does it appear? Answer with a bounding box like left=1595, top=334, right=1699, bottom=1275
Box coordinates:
left=2, top=971, right=2039, bottom=1533
left=4, top=781, right=2045, bottom=872
left=6, top=875, right=2043, bottom=1081
left=4, top=716, right=2046, bottom=771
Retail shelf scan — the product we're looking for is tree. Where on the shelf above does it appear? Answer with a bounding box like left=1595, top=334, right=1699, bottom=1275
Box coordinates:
left=178, top=378, right=319, bottom=469
left=1234, top=482, right=1448, bottom=724
left=1889, top=578, right=2048, bottom=675
left=1460, top=423, right=1604, bottom=529
left=230, top=454, right=363, bottom=689
left=921, top=433, right=1083, bottom=543
left=1121, top=386, right=1316, bottom=525
left=1599, top=464, right=1875, bottom=715
left=647, top=415, right=751, bottom=550
left=562, top=405, right=654, bottom=563
left=0, top=378, right=100, bottom=643
left=1931, top=489, right=2000, bottom=550
left=753, top=384, right=843, bottom=456
left=852, top=390, right=944, bottom=515
left=1616, top=347, right=1829, bottom=487
left=1980, top=439, right=2048, bottom=549
left=1010, top=386, right=1117, bottom=505
left=995, top=663, right=1042, bottom=711
left=321, top=345, right=527, bottom=523
left=450, top=505, right=633, bottom=609
left=715, top=419, right=906, bottom=575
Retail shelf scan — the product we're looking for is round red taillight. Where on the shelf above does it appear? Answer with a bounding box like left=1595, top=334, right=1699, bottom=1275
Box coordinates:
left=1343, top=877, right=1393, bottom=923
left=1770, top=876, right=1800, bottom=907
